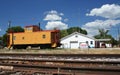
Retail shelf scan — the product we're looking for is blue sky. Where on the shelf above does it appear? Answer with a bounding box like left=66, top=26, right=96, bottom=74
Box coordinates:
left=0, top=0, right=120, bottom=39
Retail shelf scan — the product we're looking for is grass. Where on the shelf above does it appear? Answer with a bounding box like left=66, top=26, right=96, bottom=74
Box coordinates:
left=0, top=48, right=120, bottom=54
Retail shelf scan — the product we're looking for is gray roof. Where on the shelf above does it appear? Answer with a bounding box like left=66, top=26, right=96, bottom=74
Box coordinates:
left=61, top=32, right=111, bottom=42
left=95, top=39, right=111, bottom=41
left=61, top=32, right=96, bottom=41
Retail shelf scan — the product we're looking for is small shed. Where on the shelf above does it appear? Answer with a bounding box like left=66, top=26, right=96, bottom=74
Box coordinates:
left=60, top=32, right=111, bottom=49
left=60, top=32, right=95, bottom=49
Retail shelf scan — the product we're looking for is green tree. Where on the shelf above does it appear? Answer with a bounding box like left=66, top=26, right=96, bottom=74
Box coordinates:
left=2, top=26, right=24, bottom=46
left=60, top=27, right=87, bottom=38
left=111, top=38, right=118, bottom=46
left=2, top=33, right=7, bottom=46
left=7, top=26, right=24, bottom=33
left=81, top=29, right=88, bottom=35
left=94, top=29, right=118, bottom=47
left=94, top=29, right=109, bottom=39
left=0, top=36, right=2, bottom=40
left=67, top=27, right=87, bottom=35
left=60, top=30, right=68, bottom=38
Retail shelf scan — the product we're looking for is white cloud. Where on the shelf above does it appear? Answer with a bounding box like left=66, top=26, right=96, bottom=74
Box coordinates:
left=44, top=10, right=68, bottom=30
left=44, top=14, right=62, bottom=21
left=82, top=19, right=120, bottom=36
left=48, top=10, right=58, bottom=14
left=86, top=4, right=120, bottom=19
left=45, top=21, right=68, bottom=30
left=64, top=18, right=69, bottom=22
left=60, top=13, right=64, bottom=16
left=44, top=10, right=63, bottom=21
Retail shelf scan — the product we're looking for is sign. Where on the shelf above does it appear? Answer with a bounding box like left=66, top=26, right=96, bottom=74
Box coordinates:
left=80, top=42, right=88, bottom=48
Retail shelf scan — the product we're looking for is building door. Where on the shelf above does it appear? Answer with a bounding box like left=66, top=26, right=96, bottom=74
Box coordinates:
left=70, top=41, right=78, bottom=49
left=95, top=41, right=100, bottom=48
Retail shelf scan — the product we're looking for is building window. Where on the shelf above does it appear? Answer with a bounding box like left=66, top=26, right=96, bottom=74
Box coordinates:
left=22, top=37, right=24, bottom=40
left=75, top=35, right=78, bottom=38
left=42, top=35, right=46, bottom=38
left=90, top=41, right=93, bottom=44
left=26, top=27, right=32, bottom=30
left=86, top=41, right=88, bottom=44
left=13, top=36, right=16, bottom=40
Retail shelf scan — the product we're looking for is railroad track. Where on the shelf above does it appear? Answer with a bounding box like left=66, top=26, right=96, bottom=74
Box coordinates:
left=0, top=53, right=120, bottom=75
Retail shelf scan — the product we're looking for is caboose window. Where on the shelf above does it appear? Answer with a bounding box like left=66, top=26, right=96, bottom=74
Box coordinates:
left=27, top=27, right=32, bottom=30
left=42, top=35, right=46, bottom=38
left=13, top=36, right=16, bottom=40
left=22, top=37, right=24, bottom=40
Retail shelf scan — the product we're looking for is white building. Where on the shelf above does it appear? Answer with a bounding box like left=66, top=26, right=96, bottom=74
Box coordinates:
left=60, top=32, right=111, bottom=49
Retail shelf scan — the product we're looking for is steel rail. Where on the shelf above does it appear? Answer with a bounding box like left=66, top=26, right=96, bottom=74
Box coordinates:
left=0, top=53, right=120, bottom=75
left=0, top=53, right=120, bottom=56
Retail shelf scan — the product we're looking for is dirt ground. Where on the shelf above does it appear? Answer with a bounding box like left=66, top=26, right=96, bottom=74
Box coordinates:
left=0, top=48, right=120, bottom=54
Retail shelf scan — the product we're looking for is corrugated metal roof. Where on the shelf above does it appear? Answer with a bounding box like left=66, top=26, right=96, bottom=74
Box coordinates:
left=95, top=39, right=111, bottom=41
left=61, top=32, right=96, bottom=41
left=61, top=32, right=111, bottom=42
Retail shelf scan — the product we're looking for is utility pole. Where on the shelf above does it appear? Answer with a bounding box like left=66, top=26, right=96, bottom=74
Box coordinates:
left=118, top=26, right=120, bottom=47
left=8, top=21, right=11, bottom=32
left=8, top=21, right=11, bottom=50
left=38, top=22, right=41, bottom=30
left=8, top=21, right=14, bottom=49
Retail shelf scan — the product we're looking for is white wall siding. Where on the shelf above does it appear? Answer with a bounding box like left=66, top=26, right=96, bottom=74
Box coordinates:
left=61, top=33, right=95, bottom=49
left=70, top=42, right=79, bottom=49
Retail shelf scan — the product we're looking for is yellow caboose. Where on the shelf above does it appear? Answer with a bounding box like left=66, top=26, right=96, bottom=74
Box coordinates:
left=7, top=25, right=61, bottom=49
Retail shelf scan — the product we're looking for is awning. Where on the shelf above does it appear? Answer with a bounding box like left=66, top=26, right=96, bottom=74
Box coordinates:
left=95, top=39, right=111, bottom=41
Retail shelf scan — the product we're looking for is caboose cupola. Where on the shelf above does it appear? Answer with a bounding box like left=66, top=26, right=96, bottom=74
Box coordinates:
left=24, top=25, right=41, bottom=32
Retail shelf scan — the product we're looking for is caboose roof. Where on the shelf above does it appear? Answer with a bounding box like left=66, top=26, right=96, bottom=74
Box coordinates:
left=8, top=29, right=59, bottom=34
left=25, top=25, right=39, bottom=28
left=8, top=25, right=59, bottom=34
